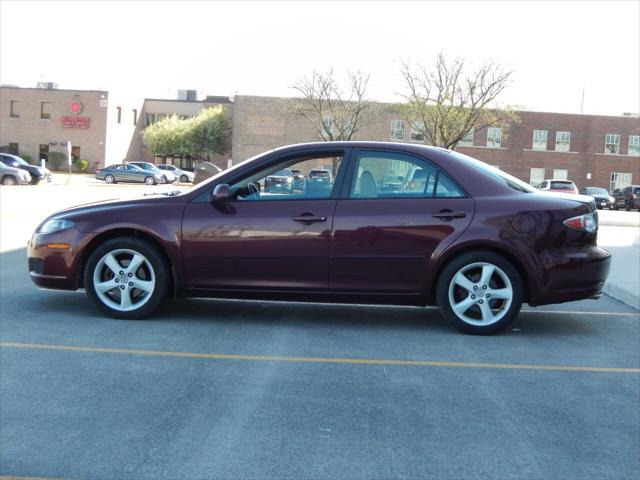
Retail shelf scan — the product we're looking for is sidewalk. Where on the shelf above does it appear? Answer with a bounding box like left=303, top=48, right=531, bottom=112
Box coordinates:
left=598, top=224, right=640, bottom=310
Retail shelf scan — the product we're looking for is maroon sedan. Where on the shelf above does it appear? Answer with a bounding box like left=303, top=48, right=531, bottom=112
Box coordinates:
left=28, top=142, right=611, bottom=334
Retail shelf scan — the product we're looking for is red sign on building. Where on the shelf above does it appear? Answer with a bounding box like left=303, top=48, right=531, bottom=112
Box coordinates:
left=61, top=116, right=90, bottom=129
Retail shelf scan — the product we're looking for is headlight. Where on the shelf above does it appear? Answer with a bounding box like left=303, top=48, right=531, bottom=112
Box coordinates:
left=39, top=219, right=75, bottom=234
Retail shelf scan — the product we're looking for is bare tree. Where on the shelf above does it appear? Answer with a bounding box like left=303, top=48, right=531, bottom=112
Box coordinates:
left=400, top=53, right=517, bottom=150
left=289, top=69, right=377, bottom=141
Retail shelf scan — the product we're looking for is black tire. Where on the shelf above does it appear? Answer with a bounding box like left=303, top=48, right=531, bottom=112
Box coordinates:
left=1, top=175, right=17, bottom=186
left=436, top=250, right=523, bottom=335
left=145, top=176, right=156, bottom=185
left=84, top=237, right=170, bottom=319
left=104, top=174, right=115, bottom=184
left=180, top=174, right=189, bottom=183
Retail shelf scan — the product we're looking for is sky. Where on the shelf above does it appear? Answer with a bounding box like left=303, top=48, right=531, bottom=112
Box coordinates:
left=1, top=0, right=639, bottom=116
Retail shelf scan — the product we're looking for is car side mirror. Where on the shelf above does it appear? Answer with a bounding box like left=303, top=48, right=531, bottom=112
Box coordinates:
left=212, top=184, right=231, bottom=203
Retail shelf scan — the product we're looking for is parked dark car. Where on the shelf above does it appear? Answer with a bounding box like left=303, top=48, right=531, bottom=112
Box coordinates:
left=95, top=164, right=164, bottom=185
left=0, top=153, right=52, bottom=185
left=612, top=185, right=640, bottom=211
left=0, top=162, right=32, bottom=185
left=28, top=142, right=611, bottom=334
left=537, top=179, right=579, bottom=194
left=380, top=174, right=404, bottom=193
left=580, top=187, right=614, bottom=209
left=291, top=169, right=306, bottom=191
left=193, top=161, right=223, bottom=185
left=128, top=161, right=176, bottom=184
left=264, top=168, right=295, bottom=193
left=157, top=164, right=194, bottom=183
left=305, top=168, right=333, bottom=195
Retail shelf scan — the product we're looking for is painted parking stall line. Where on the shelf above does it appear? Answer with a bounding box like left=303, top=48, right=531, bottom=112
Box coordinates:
left=2, top=342, right=639, bottom=374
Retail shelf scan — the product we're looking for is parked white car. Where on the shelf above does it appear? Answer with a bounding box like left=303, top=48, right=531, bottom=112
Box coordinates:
left=128, top=161, right=176, bottom=183
left=0, top=162, right=32, bottom=185
left=157, top=164, right=194, bottom=183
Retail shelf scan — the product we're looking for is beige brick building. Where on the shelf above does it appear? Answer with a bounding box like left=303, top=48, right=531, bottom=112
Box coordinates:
left=230, top=95, right=640, bottom=191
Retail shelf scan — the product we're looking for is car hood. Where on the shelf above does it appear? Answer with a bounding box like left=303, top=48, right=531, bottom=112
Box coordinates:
left=49, top=194, right=182, bottom=220
left=22, top=164, right=49, bottom=176
left=587, top=193, right=611, bottom=201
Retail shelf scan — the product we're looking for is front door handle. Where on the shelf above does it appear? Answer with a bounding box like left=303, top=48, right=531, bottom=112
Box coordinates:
left=432, top=210, right=467, bottom=220
left=292, top=214, right=327, bottom=223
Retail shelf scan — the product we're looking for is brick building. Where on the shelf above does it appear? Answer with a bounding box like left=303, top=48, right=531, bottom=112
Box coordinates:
left=230, top=95, right=640, bottom=191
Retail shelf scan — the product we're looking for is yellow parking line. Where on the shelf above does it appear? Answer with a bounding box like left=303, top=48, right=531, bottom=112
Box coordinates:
left=1, top=342, right=638, bottom=374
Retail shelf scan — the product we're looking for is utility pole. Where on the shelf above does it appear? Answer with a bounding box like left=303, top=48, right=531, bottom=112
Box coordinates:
left=580, top=86, right=585, bottom=114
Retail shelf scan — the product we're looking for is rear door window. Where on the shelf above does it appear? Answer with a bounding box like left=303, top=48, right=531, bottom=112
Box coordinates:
left=348, top=150, right=465, bottom=199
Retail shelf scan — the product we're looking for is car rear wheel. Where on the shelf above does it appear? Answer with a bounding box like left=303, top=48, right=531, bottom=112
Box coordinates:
left=84, top=237, right=170, bottom=319
left=180, top=174, right=189, bottom=183
left=1, top=175, right=17, bottom=186
left=145, top=176, right=156, bottom=185
left=104, top=174, right=115, bottom=184
left=436, top=251, right=523, bottom=335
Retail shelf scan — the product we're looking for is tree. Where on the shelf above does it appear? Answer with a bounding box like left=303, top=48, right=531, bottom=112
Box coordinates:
left=400, top=53, right=517, bottom=150
left=141, top=106, right=230, bottom=159
left=289, top=69, right=377, bottom=141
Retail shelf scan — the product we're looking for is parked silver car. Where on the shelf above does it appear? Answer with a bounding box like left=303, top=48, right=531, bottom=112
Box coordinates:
left=0, top=162, right=32, bottom=185
left=128, top=162, right=176, bottom=183
left=157, top=164, right=194, bottom=183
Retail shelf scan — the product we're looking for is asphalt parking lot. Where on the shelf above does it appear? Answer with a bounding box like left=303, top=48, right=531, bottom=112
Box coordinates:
left=1, top=180, right=639, bottom=479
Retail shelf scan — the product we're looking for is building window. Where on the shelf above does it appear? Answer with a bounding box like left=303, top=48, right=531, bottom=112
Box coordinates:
left=458, top=129, right=474, bottom=147
left=610, top=172, right=632, bottom=192
left=410, top=121, right=425, bottom=142
left=628, top=135, right=640, bottom=156
left=40, top=102, right=51, bottom=120
left=554, top=131, right=570, bottom=152
left=116, top=106, right=122, bottom=124
left=145, top=113, right=156, bottom=126
left=10, top=100, right=19, bottom=118
left=604, top=134, right=620, bottom=154
left=532, top=130, right=547, bottom=150
left=156, top=114, right=166, bottom=122
left=39, top=144, right=49, bottom=162
left=487, top=127, right=502, bottom=147
left=553, top=169, right=568, bottom=180
left=132, top=109, right=137, bottom=126
left=390, top=120, right=405, bottom=141
left=530, top=167, right=545, bottom=186
left=8, top=143, right=19, bottom=155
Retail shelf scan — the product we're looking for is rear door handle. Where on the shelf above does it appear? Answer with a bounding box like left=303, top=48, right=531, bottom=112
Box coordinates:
left=292, top=215, right=327, bottom=223
left=432, top=210, right=467, bottom=220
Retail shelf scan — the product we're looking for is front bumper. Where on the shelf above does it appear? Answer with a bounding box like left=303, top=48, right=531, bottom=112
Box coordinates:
left=532, top=246, right=612, bottom=305
left=27, top=229, right=90, bottom=290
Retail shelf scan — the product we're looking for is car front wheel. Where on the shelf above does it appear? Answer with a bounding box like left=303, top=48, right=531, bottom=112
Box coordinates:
left=180, top=174, right=189, bottom=183
left=1, top=175, right=17, bottom=186
left=84, top=238, right=170, bottom=319
left=145, top=176, right=156, bottom=185
left=436, top=251, right=523, bottom=335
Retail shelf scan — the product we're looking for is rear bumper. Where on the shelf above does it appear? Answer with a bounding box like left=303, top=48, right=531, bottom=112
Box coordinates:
left=531, top=246, right=612, bottom=306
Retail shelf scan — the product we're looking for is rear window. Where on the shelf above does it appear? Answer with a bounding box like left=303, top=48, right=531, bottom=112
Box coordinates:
left=310, top=170, right=330, bottom=178
left=550, top=181, right=575, bottom=190
left=447, top=150, right=536, bottom=193
left=633, top=187, right=640, bottom=194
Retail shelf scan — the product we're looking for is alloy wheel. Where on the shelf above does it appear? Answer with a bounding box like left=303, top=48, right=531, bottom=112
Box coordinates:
left=447, top=262, right=513, bottom=326
left=92, top=249, right=156, bottom=312
left=105, top=175, right=114, bottom=184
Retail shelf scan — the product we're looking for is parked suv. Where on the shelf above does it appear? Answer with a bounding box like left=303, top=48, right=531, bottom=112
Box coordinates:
left=306, top=169, right=333, bottom=195
left=613, top=185, right=640, bottom=211
left=264, top=168, right=295, bottom=193
left=128, top=162, right=176, bottom=184
left=0, top=162, right=32, bottom=185
left=0, top=153, right=52, bottom=185
left=537, top=179, right=578, bottom=194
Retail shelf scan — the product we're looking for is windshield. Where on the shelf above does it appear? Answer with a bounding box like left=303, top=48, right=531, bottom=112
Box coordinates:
left=584, top=187, right=608, bottom=195
left=447, top=150, right=536, bottom=193
left=550, top=181, right=575, bottom=190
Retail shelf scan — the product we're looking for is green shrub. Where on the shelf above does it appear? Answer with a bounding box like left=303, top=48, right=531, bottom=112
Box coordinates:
left=20, top=153, right=33, bottom=164
left=74, top=159, right=89, bottom=172
left=47, top=151, right=67, bottom=171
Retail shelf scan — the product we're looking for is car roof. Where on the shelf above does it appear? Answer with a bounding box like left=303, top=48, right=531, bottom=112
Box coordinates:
left=545, top=179, right=575, bottom=183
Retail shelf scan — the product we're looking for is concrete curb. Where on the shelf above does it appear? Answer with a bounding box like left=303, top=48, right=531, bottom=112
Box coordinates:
left=604, top=284, right=640, bottom=311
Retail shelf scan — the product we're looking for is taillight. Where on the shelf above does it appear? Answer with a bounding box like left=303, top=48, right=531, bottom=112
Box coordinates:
left=408, top=181, right=414, bottom=189
left=563, top=213, right=597, bottom=233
